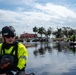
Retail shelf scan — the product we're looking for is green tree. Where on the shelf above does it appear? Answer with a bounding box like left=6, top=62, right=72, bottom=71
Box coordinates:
left=52, top=28, right=62, bottom=38
left=33, top=26, right=38, bottom=38
left=44, top=27, right=52, bottom=38
left=38, top=27, right=45, bottom=38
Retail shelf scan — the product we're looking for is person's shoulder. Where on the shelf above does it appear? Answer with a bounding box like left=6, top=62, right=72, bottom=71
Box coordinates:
left=0, top=43, right=3, bottom=49
left=15, top=41, right=26, bottom=48
left=18, top=42, right=27, bottom=51
left=18, top=42, right=25, bottom=47
left=0, top=43, right=3, bottom=46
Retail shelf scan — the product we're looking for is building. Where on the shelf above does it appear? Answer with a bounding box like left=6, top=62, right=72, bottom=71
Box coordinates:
left=20, top=33, right=36, bottom=39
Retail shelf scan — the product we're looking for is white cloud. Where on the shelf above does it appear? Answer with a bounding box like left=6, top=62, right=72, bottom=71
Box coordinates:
left=16, top=7, right=25, bottom=12
left=35, top=3, right=76, bottom=18
left=0, top=3, right=76, bottom=34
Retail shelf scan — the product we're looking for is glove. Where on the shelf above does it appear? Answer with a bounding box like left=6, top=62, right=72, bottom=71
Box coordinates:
left=11, top=67, right=20, bottom=75
left=6, top=71, right=18, bottom=75
left=13, top=67, right=20, bottom=72
left=6, top=67, right=20, bottom=75
left=11, top=71, right=17, bottom=75
left=6, top=71, right=14, bottom=75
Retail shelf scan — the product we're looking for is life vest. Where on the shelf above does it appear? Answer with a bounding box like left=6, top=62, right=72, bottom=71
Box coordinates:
left=0, top=42, right=18, bottom=74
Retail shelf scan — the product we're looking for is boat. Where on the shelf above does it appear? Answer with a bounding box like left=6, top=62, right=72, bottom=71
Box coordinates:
left=70, top=41, right=76, bottom=46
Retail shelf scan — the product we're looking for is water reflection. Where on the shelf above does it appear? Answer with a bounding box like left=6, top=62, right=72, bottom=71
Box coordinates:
left=33, top=41, right=75, bottom=56
left=53, top=42, right=62, bottom=52
left=26, top=41, right=76, bottom=75
left=69, top=46, right=76, bottom=54
left=33, top=42, right=52, bottom=56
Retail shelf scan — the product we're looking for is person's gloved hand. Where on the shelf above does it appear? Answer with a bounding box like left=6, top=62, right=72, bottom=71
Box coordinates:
left=13, top=67, right=20, bottom=72
left=6, top=71, right=15, bottom=75
left=11, top=71, right=18, bottom=75
left=11, top=67, right=20, bottom=75
left=5, top=67, right=20, bottom=75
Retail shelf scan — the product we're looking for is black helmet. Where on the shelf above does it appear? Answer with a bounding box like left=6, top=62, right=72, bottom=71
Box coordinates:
left=2, top=26, right=16, bottom=36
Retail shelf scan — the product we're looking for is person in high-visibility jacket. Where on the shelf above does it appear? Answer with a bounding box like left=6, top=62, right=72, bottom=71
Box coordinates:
left=70, top=34, right=75, bottom=42
left=0, top=26, right=28, bottom=75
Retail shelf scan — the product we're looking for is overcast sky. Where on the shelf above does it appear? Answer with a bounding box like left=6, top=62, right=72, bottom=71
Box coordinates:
left=0, top=0, right=76, bottom=35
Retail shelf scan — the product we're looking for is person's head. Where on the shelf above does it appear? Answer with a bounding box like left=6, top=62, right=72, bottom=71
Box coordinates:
left=2, top=26, right=16, bottom=44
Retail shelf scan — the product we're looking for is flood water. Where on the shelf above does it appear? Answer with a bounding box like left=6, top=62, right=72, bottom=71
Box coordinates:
left=25, top=41, right=76, bottom=75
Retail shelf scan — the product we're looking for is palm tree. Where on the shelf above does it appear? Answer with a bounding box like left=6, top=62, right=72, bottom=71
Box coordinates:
left=47, top=27, right=52, bottom=38
left=52, top=28, right=62, bottom=38
left=44, top=27, right=52, bottom=38
left=33, top=26, right=38, bottom=38
left=38, top=27, right=45, bottom=38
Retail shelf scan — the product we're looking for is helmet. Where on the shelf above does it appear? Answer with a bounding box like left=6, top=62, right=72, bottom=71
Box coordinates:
left=2, top=26, right=16, bottom=36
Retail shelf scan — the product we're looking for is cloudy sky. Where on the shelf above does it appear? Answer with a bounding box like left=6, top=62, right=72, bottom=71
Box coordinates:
left=0, top=0, right=76, bottom=35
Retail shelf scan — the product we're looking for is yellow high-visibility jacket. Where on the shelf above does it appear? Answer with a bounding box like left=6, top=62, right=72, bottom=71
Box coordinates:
left=70, top=34, right=75, bottom=40
left=0, top=42, right=28, bottom=70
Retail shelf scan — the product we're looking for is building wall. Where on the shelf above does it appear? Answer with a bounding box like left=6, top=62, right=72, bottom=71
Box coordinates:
left=20, top=33, right=36, bottom=39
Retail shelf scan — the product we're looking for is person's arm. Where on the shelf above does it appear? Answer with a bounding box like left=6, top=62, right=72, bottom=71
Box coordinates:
left=17, top=43, right=28, bottom=70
